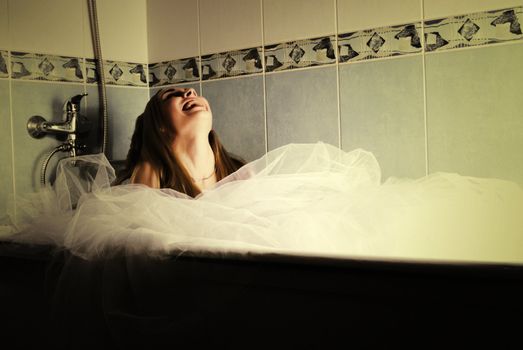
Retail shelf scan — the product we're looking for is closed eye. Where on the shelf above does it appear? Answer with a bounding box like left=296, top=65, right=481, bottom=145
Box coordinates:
left=162, top=89, right=184, bottom=101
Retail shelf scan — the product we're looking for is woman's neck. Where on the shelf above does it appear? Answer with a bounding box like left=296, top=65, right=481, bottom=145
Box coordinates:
left=172, top=134, right=216, bottom=185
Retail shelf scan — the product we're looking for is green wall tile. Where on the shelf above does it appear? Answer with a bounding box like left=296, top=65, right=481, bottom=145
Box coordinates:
left=340, top=56, right=426, bottom=181
left=426, top=43, right=523, bottom=185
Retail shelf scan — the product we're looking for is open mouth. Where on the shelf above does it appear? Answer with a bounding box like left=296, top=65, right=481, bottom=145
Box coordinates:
left=182, top=100, right=205, bottom=112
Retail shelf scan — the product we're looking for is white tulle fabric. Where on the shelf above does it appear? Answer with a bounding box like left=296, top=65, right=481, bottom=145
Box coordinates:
left=5, top=143, right=523, bottom=263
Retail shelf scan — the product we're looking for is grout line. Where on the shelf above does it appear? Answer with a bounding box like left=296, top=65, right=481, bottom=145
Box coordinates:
left=6, top=0, right=16, bottom=222
left=7, top=52, right=17, bottom=221
left=334, top=0, right=342, bottom=150
left=261, top=0, right=268, bottom=155
left=421, top=0, right=429, bottom=177
left=81, top=0, right=89, bottom=99
left=144, top=0, right=150, bottom=96
left=196, top=0, right=203, bottom=95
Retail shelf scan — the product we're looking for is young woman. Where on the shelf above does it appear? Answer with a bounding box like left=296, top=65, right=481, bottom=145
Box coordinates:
left=114, top=87, right=245, bottom=197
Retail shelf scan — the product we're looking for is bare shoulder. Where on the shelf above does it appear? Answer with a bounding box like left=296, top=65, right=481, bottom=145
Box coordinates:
left=130, top=161, right=160, bottom=188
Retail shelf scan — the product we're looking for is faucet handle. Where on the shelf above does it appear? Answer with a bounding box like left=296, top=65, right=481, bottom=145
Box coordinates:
left=67, top=93, right=88, bottom=112
left=71, top=93, right=88, bottom=106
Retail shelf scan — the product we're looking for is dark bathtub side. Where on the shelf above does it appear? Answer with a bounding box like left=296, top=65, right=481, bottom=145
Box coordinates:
left=1, top=241, right=522, bottom=349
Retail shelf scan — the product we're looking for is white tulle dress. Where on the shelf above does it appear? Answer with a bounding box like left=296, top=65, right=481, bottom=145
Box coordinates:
left=3, top=143, right=523, bottom=263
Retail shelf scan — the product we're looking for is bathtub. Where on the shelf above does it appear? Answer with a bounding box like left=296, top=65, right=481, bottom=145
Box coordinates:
left=1, top=240, right=522, bottom=349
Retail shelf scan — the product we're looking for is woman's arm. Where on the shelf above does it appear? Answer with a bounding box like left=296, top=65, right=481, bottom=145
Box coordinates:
left=130, top=161, right=160, bottom=188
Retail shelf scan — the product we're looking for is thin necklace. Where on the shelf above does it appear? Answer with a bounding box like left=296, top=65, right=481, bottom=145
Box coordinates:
left=191, top=167, right=216, bottom=182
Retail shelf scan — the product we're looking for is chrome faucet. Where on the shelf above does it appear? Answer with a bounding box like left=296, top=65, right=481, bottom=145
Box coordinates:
left=27, top=93, right=89, bottom=157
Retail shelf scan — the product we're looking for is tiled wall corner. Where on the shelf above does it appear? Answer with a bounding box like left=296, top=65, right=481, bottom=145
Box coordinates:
left=147, top=0, right=199, bottom=63
left=199, top=0, right=262, bottom=55
left=263, top=0, right=335, bottom=44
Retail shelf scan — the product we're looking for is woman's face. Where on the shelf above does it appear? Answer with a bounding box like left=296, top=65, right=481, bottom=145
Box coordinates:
left=160, top=87, right=212, bottom=138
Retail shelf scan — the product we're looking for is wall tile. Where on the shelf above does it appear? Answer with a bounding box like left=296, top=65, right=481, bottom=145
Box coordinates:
left=84, top=0, right=148, bottom=62
left=340, top=56, right=426, bottom=181
left=265, top=67, right=339, bottom=150
left=11, top=81, right=84, bottom=197
left=337, top=0, right=421, bottom=33
left=103, top=86, right=149, bottom=160
left=147, top=0, right=199, bottom=62
left=0, top=0, right=8, bottom=49
left=202, top=76, right=266, bottom=162
left=425, top=43, right=523, bottom=185
left=263, top=0, right=335, bottom=44
left=199, top=0, right=262, bottom=54
left=10, top=0, right=84, bottom=56
left=424, top=0, right=523, bottom=19
left=0, top=80, right=13, bottom=222
left=80, top=87, right=102, bottom=155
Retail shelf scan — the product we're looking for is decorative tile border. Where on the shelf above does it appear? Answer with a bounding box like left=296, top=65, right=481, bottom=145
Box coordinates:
left=3, top=6, right=521, bottom=85
left=86, top=59, right=148, bottom=87
left=337, top=23, right=422, bottom=63
left=102, top=60, right=148, bottom=87
left=5, top=52, right=147, bottom=87
left=10, top=52, right=84, bottom=83
left=0, top=50, right=9, bottom=78
left=264, top=36, right=336, bottom=72
left=201, top=47, right=263, bottom=80
left=424, top=7, right=523, bottom=52
left=149, top=57, right=200, bottom=87
left=85, top=58, right=99, bottom=84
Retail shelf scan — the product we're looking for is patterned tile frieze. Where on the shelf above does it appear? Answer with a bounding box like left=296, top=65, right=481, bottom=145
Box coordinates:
left=264, top=36, right=336, bottom=73
left=0, top=50, right=8, bottom=78
left=10, top=52, right=84, bottom=83
left=86, top=58, right=148, bottom=87
left=201, top=47, right=263, bottom=81
left=424, top=7, right=523, bottom=52
left=102, top=60, right=148, bottom=87
left=148, top=57, right=200, bottom=87
left=337, top=23, right=422, bottom=63
left=3, top=6, right=521, bottom=85
left=85, top=58, right=99, bottom=84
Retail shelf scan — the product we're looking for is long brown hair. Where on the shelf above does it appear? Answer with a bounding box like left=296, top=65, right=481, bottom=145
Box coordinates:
left=113, top=88, right=245, bottom=197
